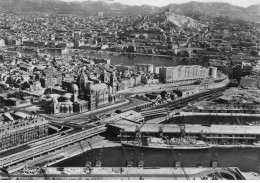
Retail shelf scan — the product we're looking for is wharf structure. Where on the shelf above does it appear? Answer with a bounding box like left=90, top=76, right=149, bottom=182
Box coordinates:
left=113, top=124, right=260, bottom=145
left=194, top=103, right=260, bottom=114
left=0, top=116, right=48, bottom=151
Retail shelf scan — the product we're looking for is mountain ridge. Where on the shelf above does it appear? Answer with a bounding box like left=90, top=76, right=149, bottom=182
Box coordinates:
left=0, top=0, right=259, bottom=22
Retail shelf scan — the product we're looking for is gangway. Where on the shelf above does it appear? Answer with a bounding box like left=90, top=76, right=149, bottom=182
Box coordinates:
left=88, top=142, right=93, bottom=150
left=182, top=166, right=190, bottom=180
left=39, top=166, right=47, bottom=180
left=236, top=117, right=241, bottom=124
left=170, top=147, right=177, bottom=180
left=78, top=142, right=84, bottom=153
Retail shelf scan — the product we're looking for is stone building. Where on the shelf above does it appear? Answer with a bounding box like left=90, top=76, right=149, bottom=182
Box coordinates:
left=0, top=116, right=48, bottom=151
left=159, top=65, right=215, bottom=83
left=50, top=69, right=118, bottom=114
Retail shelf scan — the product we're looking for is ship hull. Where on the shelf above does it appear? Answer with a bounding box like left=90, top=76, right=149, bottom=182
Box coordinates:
left=121, top=141, right=210, bottom=150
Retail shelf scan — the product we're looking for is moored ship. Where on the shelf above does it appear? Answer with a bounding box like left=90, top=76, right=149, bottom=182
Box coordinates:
left=121, top=137, right=210, bottom=150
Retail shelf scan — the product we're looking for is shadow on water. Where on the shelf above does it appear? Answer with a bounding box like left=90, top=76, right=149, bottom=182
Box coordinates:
left=52, top=146, right=260, bottom=173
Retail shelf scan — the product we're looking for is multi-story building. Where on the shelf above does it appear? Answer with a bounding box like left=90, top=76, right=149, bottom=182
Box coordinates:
left=0, top=116, right=49, bottom=151
left=98, top=12, right=104, bottom=17
left=135, top=64, right=154, bottom=73
left=0, top=39, right=5, bottom=47
left=40, top=70, right=63, bottom=88
left=23, top=40, right=36, bottom=47
left=159, top=65, right=215, bottom=83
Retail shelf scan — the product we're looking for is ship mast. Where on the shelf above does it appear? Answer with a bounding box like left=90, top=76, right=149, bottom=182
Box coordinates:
left=135, top=118, right=147, bottom=144
left=178, top=115, right=186, bottom=139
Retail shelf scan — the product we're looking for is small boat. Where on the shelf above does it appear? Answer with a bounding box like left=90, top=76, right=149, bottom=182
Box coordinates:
left=95, top=160, right=101, bottom=167
left=128, top=53, right=136, bottom=58
left=246, top=121, right=260, bottom=126
left=112, top=52, right=121, bottom=56
left=121, top=137, right=210, bottom=150
left=253, top=141, right=260, bottom=146
left=85, top=160, right=91, bottom=167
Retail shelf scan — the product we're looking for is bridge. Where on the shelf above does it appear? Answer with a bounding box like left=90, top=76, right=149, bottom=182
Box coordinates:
left=0, top=125, right=107, bottom=169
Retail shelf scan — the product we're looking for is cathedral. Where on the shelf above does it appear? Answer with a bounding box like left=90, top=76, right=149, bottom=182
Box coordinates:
left=50, top=69, right=118, bottom=114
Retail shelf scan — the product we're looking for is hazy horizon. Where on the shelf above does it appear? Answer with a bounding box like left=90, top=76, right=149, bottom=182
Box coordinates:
left=62, top=0, right=260, bottom=8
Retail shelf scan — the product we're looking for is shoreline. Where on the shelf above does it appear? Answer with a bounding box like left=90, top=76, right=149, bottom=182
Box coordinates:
left=3, top=46, right=207, bottom=60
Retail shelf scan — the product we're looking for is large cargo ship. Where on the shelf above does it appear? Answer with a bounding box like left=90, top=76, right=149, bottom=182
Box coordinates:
left=116, top=123, right=260, bottom=148
left=121, top=137, right=210, bottom=150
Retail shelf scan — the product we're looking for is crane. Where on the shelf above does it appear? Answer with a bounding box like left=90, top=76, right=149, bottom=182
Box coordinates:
left=159, top=107, right=170, bottom=138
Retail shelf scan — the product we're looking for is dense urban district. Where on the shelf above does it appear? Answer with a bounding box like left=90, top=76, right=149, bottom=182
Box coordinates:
left=1, top=0, right=260, bottom=180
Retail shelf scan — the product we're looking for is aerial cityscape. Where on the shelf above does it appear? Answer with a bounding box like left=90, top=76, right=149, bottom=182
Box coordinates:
left=1, top=0, right=260, bottom=180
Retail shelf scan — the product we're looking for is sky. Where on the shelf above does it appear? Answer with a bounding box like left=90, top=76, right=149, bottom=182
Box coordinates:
left=62, top=0, right=260, bottom=7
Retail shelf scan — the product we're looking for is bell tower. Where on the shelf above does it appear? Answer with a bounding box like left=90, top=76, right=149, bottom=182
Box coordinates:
left=77, top=69, right=88, bottom=99
left=110, top=71, right=117, bottom=88
left=110, top=71, right=117, bottom=102
left=70, top=83, right=79, bottom=103
left=101, top=69, right=109, bottom=83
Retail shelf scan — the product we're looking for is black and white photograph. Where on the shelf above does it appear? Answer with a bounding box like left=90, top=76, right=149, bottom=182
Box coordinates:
left=0, top=0, right=260, bottom=180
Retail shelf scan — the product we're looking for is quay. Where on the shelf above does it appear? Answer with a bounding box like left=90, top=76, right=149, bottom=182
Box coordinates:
left=2, top=167, right=246, bottom=180
left=4, top=137, right=121, bottom=174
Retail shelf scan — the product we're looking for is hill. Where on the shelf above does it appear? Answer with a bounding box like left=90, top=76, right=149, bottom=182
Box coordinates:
left=0, top=0, right=259, bottom=22
left=165, top=11, right=208, bottom=29
left=160, top=1, right=260, bottom=22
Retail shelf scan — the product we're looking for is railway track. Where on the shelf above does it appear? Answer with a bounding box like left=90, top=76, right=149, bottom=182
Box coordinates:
left=141, top=86, right=228, bottom=118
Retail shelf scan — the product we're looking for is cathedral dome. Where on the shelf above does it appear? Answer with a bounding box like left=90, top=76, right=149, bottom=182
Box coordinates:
left=111, top=70, right=116, bottom=76
left=61, top=93, right=72, bottom=100
left=87, top=83, right=96, bottom=93
left=70, top=83, right=79, bottom=93
left=52, top=97, right=58, bottom=104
